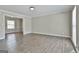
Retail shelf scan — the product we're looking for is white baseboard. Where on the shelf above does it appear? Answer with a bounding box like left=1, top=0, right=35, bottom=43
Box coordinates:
left=23, top=32, right=32, bottom=35
left=32, top=32, right=71, bottom=38
left=23, top=32, right=71, bottom=38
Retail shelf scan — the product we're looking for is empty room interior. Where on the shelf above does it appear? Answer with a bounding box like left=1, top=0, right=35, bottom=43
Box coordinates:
left=0, top=5, right=77, bottom=53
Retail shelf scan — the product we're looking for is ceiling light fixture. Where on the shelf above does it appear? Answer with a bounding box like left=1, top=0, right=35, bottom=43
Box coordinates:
left=30, top=7, right=35, bottom=11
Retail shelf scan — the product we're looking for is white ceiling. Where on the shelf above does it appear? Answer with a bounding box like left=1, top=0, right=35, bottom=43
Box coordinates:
left=0, top=5, right=74, bottom=17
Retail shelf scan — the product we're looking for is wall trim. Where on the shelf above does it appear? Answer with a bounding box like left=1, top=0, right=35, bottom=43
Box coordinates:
left=23, top=32, right=32, bottom=35
left=32, top=11, right=72, bottom=18
left=32, top=32, right=71, bottom=38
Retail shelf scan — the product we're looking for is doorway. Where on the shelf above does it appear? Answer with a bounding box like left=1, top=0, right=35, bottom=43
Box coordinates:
left=5, top=16, right=23, bottom=34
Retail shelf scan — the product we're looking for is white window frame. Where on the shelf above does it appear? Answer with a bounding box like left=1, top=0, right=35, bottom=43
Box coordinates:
left=7, top=20, right=15, bottom=29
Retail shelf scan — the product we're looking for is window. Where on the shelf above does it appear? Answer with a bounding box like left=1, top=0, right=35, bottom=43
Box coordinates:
left=7, top=20, right=15, bottom=29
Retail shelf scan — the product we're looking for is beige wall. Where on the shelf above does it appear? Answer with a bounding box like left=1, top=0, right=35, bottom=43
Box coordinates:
left=5, top=16, right=23, bottom=33
left=32, top=12, right=72, bottom=37
left=23, top=17, right=32, bottom=34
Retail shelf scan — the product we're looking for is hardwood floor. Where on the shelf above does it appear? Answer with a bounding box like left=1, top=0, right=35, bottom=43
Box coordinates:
left=0, top=33, right=74, bottom=53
